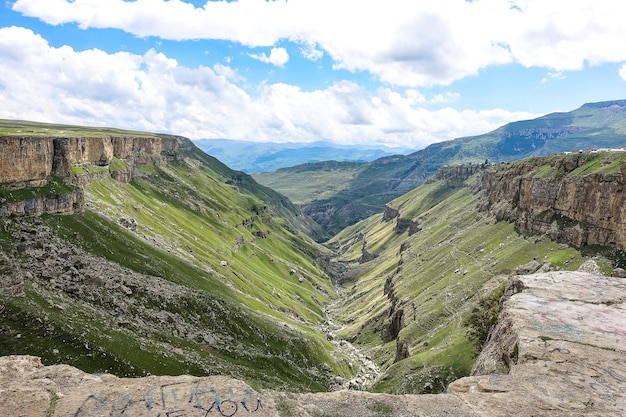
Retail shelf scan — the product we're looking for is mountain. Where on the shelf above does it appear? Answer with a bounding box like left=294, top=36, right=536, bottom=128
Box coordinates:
left=326, top=151, right=626, bottom=393
left=194, top=139, right=408, bottom=173
left=0, top=119, right=347, bottom=391
left=2, top=118, right=626, bottom=400
left=254, top=100, right=626, bottom=236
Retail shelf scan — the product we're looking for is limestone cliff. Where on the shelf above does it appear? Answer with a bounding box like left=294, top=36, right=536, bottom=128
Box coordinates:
left=0, top=137, right=53, bottom=188
left=428, top=162, right=486, bottom=187
left=480, top=152, right=626, bottom=252
left=0, top=134, right=189, bottom=217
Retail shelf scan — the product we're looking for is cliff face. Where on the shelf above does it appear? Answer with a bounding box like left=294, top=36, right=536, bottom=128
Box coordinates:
left=0, top=137, right=54, bottom=188
left=481, top=153, right=626, bottom=252
left=0, top=191, right=84, bottom=217
left=0, top=135, right=188, bottom=217
left=428, top=162, right=486, bottom=187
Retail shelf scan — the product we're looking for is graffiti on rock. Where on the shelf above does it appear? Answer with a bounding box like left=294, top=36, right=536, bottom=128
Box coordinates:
left=71, top=381, right=263, bottom=417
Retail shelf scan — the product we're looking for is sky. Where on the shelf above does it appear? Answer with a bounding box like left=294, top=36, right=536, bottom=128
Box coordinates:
left=1, top=0, right=626, bottom=150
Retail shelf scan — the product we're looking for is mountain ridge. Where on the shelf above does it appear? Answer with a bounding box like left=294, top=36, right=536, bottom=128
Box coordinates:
left=1, top=115, right=626, bottom=403
left=255, top=99, right=626, bottom=235
left=194, top=138, right=408, bottom=173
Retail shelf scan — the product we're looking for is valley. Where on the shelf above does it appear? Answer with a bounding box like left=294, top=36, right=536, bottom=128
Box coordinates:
left=1, top=105, right=626, bottom=415
left=254, top=99, right=626, bottom=236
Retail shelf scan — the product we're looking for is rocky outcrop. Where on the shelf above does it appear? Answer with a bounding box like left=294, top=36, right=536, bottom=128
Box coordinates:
left=481, top=153, right=626, bottom=252
left=0, top=135, right=187, bottom=189
left=2, top=271, right=625, bottom=416
left=470, top=271, right=626, bottom=376
left=0, top=135, right=189, bottom=217
left=382, top=275, right=405, bottom=343
left=382, top=204, right=400, bottom=221
left=429, top=163, right=486, bottom=187
left=0, top=189, right=84, bottom=217
left=394, top=217, right=420, bottom=235
left=383, top=205, right=420, bottom=235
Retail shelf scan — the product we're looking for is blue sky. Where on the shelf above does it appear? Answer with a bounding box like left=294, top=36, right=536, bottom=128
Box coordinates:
left=1, top=0, right=626, bottom=149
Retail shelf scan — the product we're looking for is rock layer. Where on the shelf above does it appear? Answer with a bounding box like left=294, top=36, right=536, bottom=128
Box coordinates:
left=0, top=190, right=84, bottom=217
left=0, top=135, right=188, bottom=190
left=0, top=135, right=190, bottom=217
left=481, top=154, right=626, bottom=251
left=2, top=271, right=624, bottom=416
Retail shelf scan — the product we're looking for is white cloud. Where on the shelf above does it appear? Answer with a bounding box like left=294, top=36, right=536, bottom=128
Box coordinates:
left=431, top=92, right=461, bottom=104
left=541, top=70, right=567, bottom=84
left=299, top=42, right=323, bottom=62
left=248, top=47, right=289, bottom=67
left=0, top=26, right=537, bottom=148
left=12, top=0, right=626, bottom=88
left=619, top=64, right=626, bottom=81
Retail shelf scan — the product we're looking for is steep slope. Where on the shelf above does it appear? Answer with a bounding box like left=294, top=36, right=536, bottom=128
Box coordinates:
left=0, top=120, right=348, bottom=391
left=256, top=99, right=626, bottom=235
left=327, top=153, right=625, bottom=394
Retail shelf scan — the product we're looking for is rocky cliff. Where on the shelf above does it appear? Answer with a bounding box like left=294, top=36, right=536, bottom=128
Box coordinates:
left=480, top=152, right=626, bottom=252
left=1, top=134, right=188, bottom=187
left=434, top=153, right=626, bottom=254
left=0, top=134, right=189, bottom=216
left=428, top=162, right=486, bottom=187
left=2, top=270, right=624, bottom=416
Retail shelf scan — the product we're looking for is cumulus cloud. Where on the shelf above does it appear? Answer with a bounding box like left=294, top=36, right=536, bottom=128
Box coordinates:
left=248, top=47, right=289, bottom=67
left=0, top=26, right=536, bottom=148
left=12, top=0, right=626, bottom=88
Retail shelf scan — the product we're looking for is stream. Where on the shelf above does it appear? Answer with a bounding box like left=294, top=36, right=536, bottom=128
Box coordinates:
left=321, top=296, right=381, bottom=391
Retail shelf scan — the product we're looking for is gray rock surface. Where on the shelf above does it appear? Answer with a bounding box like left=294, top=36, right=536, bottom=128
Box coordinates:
left=1, top=271, right=625, bottom=416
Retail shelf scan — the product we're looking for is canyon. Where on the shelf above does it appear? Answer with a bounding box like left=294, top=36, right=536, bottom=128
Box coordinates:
left=1, top=124, right=626, bottom=415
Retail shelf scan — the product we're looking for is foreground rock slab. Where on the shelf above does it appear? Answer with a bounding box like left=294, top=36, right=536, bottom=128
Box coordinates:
left=1, top=271, right=625, bottom=416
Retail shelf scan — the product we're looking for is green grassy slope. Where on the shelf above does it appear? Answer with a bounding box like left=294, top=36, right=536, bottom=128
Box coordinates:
left=327, top=174, right=616, bottom=394
left=0, top=127, right=351, bottom=391
left=253, top=161, right=363, bottom=205
left=0, top=118, right=159, bottom=137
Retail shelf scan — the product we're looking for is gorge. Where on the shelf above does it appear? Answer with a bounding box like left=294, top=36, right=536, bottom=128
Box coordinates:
left=0, top=119, right=625, bottom=416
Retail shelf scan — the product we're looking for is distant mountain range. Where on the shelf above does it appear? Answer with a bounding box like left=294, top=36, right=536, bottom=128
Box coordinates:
left=194, top=139, right=411, bottom=173
left=254, top=99, right=626, bottom=236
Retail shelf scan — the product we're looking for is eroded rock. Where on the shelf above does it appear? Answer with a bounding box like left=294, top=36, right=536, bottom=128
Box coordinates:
left=1, top=272, right=625, bottom=416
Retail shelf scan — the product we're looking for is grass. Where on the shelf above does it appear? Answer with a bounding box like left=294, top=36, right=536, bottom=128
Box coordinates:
left=275, top=397, right=295, bottom=417
left=0, top=141, right=356, bottom=391
left=0, top=118, right=159, bottom=138
left=327, top=177, right=615, bottom=394
left=109, top=157, right=128, bottom=172
left=254, top=161, right=362, bottom=205
left=0, top=177, right=76, bottom=203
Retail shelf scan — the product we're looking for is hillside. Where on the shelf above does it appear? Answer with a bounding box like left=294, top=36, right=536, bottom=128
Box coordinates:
left=255, top=99, right=626, bottom=235
left=2, top=118, right=626, bottom=402
left=0, top=120, right=348, bottom=391
left=4, top=270, right=625, bottom=416
left=326, top=151, right=626, bottom=394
